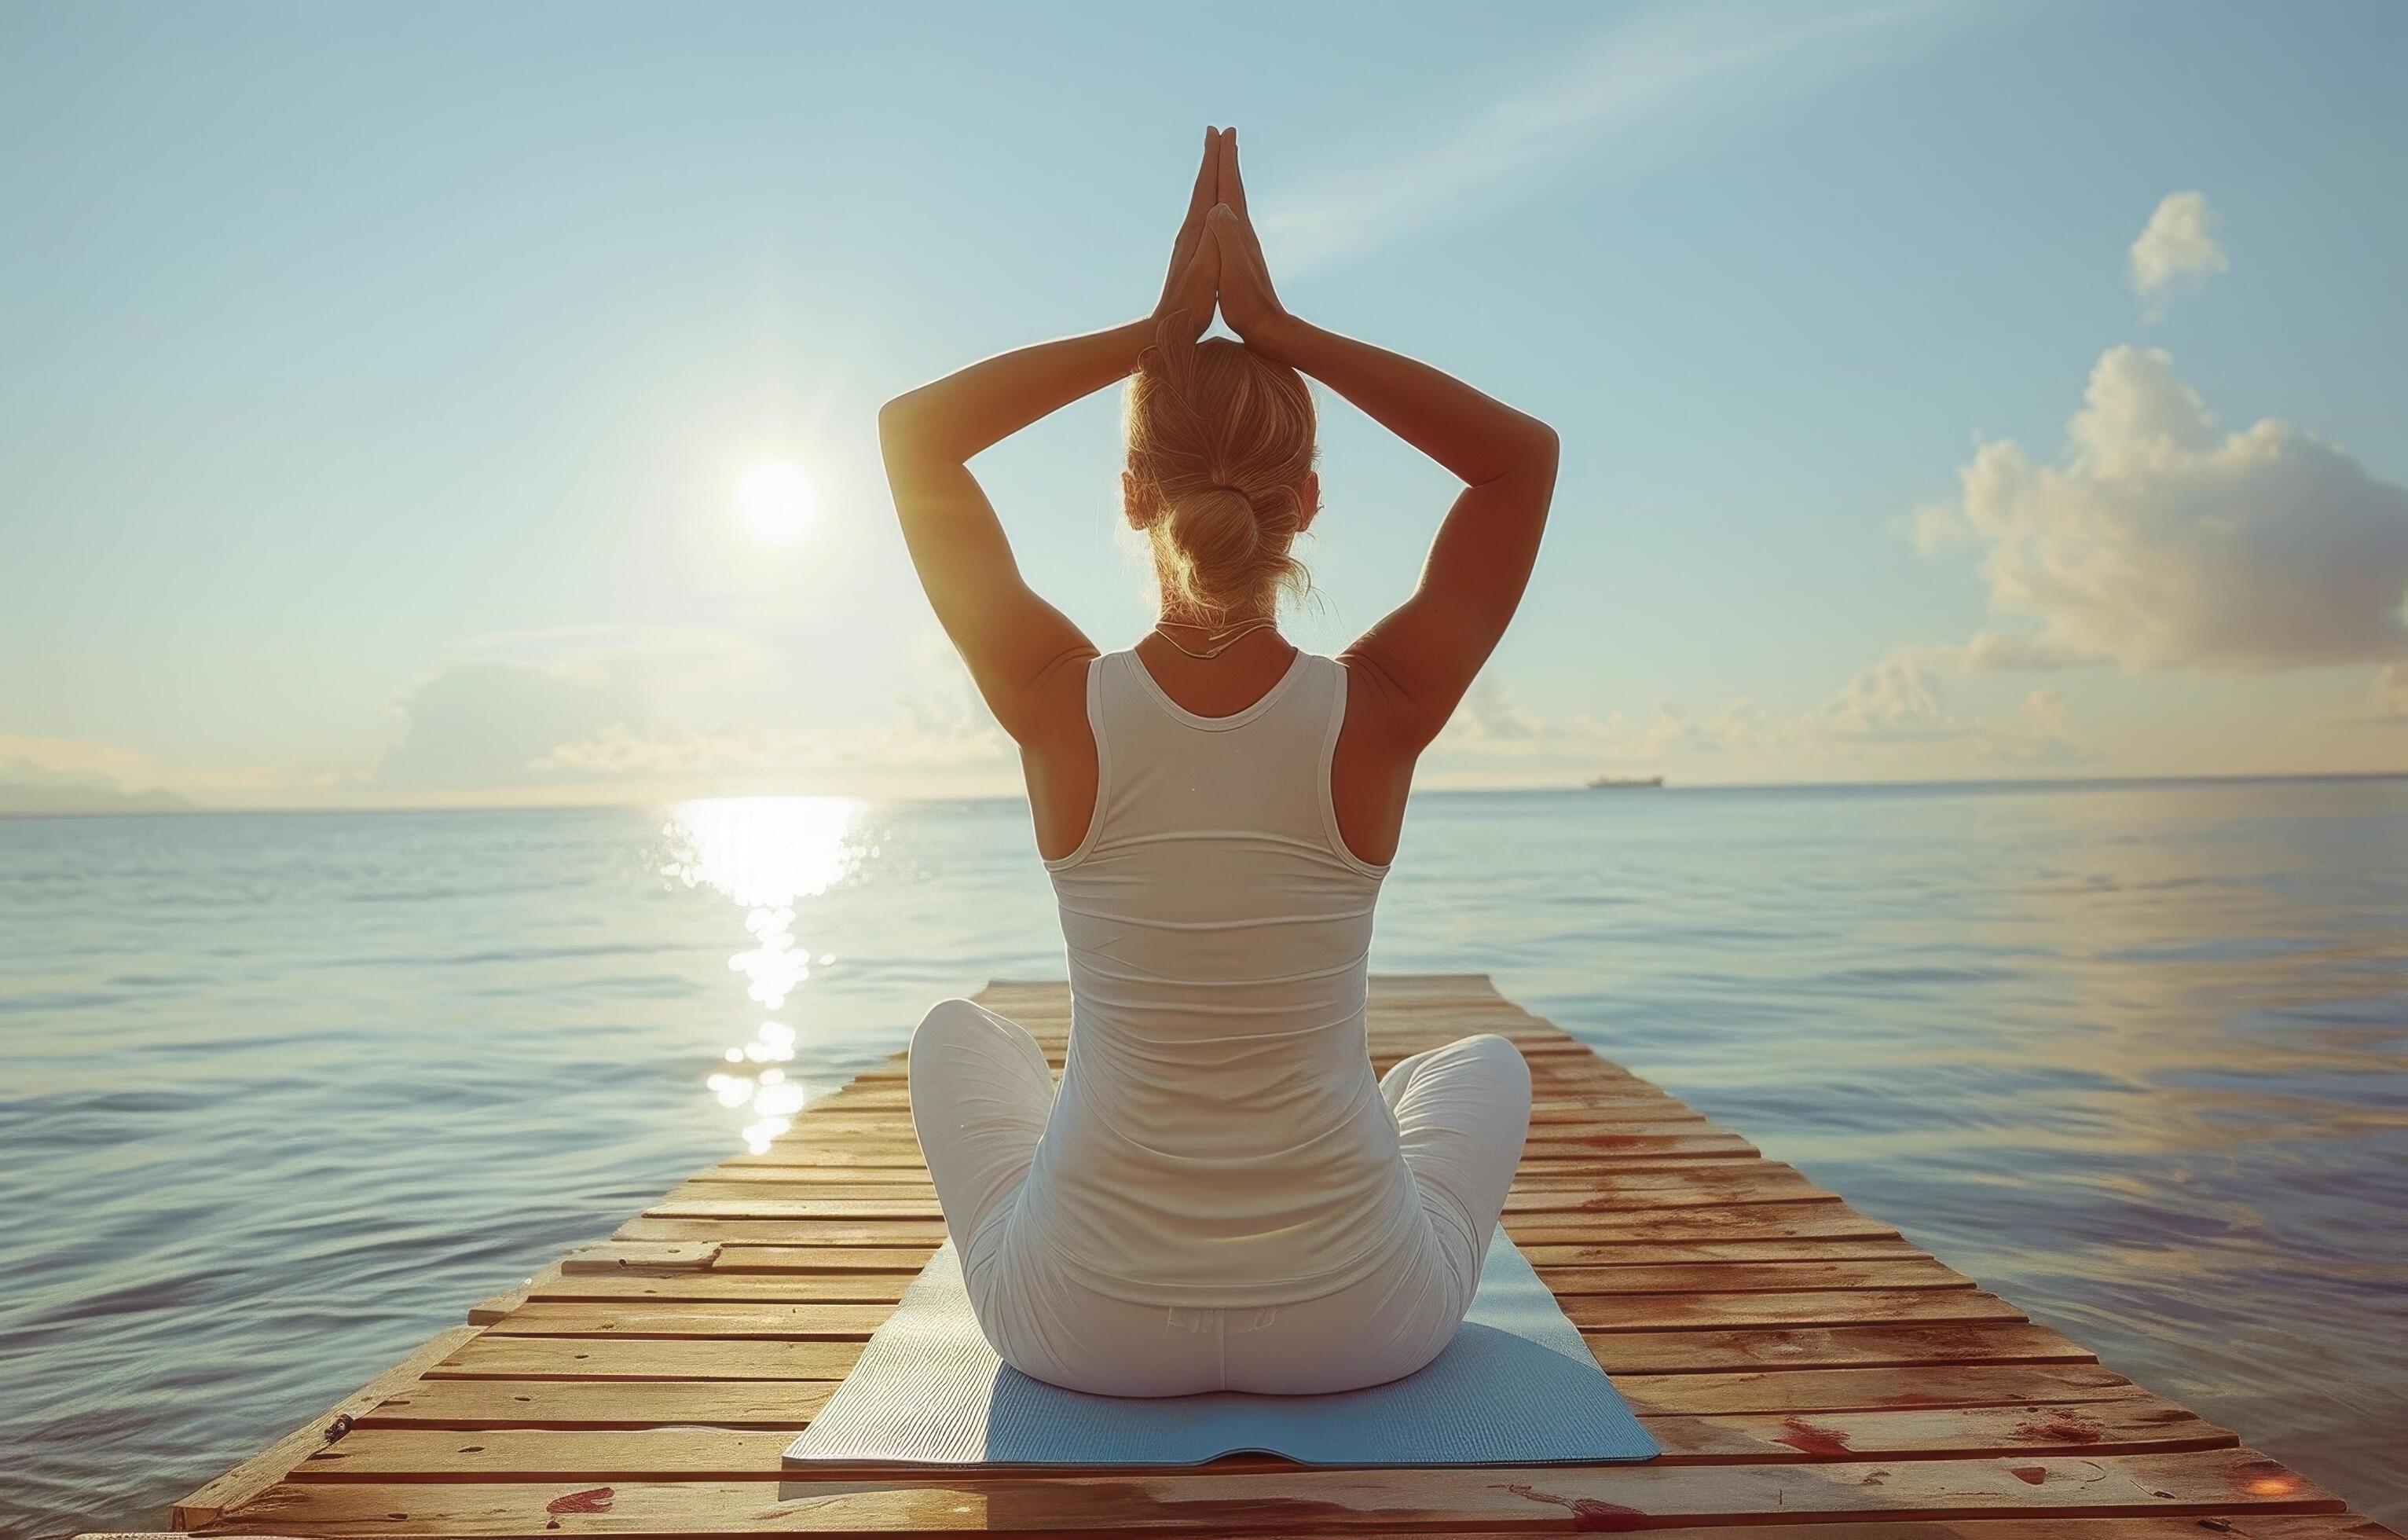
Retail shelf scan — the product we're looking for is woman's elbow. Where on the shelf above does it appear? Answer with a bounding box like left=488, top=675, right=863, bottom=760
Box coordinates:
left=1472, top=416, right=1557, bottom=487
left=1520, top=416, right=1560, bottom=471
left=878, top=392, right=933, bottom=454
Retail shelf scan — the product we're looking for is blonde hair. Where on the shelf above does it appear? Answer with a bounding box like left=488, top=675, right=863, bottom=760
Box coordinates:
left=1124, top=313, right=1317, bottom=618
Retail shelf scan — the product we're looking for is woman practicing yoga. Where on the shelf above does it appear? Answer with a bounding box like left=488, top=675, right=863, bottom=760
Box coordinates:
left=882, top=127, right=1558, bottom=1396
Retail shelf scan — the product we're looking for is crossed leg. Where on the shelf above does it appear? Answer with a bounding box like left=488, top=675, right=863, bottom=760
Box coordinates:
left=1376, top=1032, right=1535, bottom=1304
left=907, top=996, right=1057, bottom=1263
left=907, top=1000, right=1534, bottom=1395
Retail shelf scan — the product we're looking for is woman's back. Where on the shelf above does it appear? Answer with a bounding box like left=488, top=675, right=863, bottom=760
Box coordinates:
left=1022, top=648, right=1427, bottom=1307
left=883, top=126, right=1553, bottom=1392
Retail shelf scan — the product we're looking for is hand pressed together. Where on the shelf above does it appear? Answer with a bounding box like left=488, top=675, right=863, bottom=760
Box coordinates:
left=1153, top=126, right=1288, bottom=349
left=1153, top=129, right=1222, bottom=341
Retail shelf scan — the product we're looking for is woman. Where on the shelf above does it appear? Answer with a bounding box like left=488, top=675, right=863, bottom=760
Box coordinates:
left=880, top=127, right=1559, bottom=1397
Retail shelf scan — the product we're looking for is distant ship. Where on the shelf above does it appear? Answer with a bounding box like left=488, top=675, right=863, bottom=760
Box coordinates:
left=1585, top=774, right=1665, bottom=789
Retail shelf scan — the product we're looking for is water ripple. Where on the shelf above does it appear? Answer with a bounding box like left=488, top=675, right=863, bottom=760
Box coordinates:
left=1, top=783, right=2403, bottom=1537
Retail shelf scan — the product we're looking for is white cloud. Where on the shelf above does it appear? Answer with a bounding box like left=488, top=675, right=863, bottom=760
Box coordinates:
left=1816, top=648, right=2095, bottom=764
left=1426, top=647, right=2097, bottom=786
left=530, top=713, right=1006, bottom=786
left=2000, top=688, right=2088, bottom=762
left=0, top=735, right=156, bottom=788
left=1447, top=676, right=1546, bottom=742
left=1911, top=344, right=2408, bottom=673
left=0, top=737, right=194, bottom=815
left=375, top=627, right=775, bottom=791
left=1634, top=698, right=1782, bottom=760
left=373, top=625, right=1012, bottom=801
left=2346, top=662, right=2408, bottom=729
left=1262, top=2, right=1936, bottom=274
left=2129, top=191, right=2228, bottom=313
left=1953, top=629, right=2098, bottom=672
left=1824, top=647, right=1958, bottom=739
left=1900, top=500, right=1972, bottom=554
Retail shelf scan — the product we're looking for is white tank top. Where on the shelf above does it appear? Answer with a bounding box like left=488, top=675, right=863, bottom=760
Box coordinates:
left=1019, top=647, right=1428, bottom=1307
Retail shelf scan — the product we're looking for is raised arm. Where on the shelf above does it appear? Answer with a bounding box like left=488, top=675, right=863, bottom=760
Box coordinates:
left=878, top=130, right=1222, bottom=741
left=1205, top=136, right=1560, bottom=752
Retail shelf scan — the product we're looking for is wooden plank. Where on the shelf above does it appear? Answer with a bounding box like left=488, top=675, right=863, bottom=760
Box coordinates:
left=1563, top=1288, right=2024, bottom=1332
left=559, top=1241, right=720, bottom=1274
left=517, top=1257, right=1975, bottom=1305
left=806, top=1091, right=1696, bottom=1119
left=610, top=1199, right=1887, bottom=1249
left=93, top=1517, right=2408, bottom=1540
left=722, top=1146, right=1770, bottom=1175
left=361, top=1377, right=836, bottom=1429
left=464, top=1294, right=522, bottom=1328
left=717, top=1143, right=1797, bottom=1180
left=193, top=1447, right=2348, bottom=1534
left=1518, top=1132, right=1759, bottom=1157
left=1640, top=1396, right=2236, bottom=1462
left=1534, top=1259, right=1975, bottom=1293
left=643, top=1172, right=1836, bottom=1219
left=171, top=1324, right=484, bottom=1530
left=528, top=1273, right=927, bottom=1304
left=288, top=1393, right=2234, bottom=1480
left=172, top=974, right=2384, bottom=1540
left=706, top=1246, right=937, bottom=1274
left=1512, top=1238, right=1929, bottom=1265
left=743, top=1116, right=1722, bottom=1153
left=475, top=1285, right=2021, bottom=1341
left=659, top=1172, right=1812, bottom=1206
left=837, top=1033, right=1606, bottom=1067
left=1501, top=1205, right=1904, bottom=1245
left=420, top=1314, right=2096, bottom=1383
left=485, top=1301, right=900, bottom=1338
left=352, top=1362, right=2153, bottom=1431
left=426, top=1336, right=863, bottom=1381
left=659, top=1165, right=1827, bottom=1205
left=699, top=1234, right=1927, bottom=1271
left=464, top=1274, right=541, bottom=1326
left=1607, top=1361, right=2147, bottom=1415
left=1591, top=1319, right=2095, bottom=1376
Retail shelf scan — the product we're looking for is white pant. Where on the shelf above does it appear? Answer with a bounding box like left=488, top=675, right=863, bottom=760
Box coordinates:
left=907, top=998, right=1532, bottom=1397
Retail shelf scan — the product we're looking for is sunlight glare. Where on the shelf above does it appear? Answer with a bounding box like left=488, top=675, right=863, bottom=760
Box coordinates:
left=664, top=795, right=866, bottom=1150
left=735, top=460, right=815, bottom=545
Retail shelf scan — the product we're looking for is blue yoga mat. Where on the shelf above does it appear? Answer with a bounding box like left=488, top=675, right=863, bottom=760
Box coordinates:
left=783, top=1224, right=1659, bottom=1468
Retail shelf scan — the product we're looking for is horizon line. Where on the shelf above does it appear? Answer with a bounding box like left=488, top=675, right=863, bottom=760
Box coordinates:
left=6, top=767, right=2406, bottom=822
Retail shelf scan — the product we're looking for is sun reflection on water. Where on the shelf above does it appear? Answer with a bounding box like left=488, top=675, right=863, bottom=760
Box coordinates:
left=661, top=795, right=867, bottom=1150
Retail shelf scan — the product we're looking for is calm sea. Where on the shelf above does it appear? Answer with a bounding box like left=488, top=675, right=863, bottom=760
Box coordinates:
left=3, top=780, right=2404, bottom=1536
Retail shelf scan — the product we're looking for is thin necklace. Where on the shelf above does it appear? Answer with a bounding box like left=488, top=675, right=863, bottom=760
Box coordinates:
left=1153, top=616, right=1279, bottom=660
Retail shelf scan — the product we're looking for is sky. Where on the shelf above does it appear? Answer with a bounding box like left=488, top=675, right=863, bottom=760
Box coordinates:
left=4, top=0, right=2406, bottom=812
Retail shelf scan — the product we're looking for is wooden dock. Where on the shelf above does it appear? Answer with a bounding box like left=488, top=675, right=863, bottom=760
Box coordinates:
left=108, top=975, right=2394, bottom=1538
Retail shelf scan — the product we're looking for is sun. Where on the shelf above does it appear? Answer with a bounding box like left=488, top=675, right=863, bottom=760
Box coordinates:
left=735, top=460, right=815, bottom=545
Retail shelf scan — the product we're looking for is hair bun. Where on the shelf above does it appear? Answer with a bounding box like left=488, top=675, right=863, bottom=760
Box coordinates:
left=1164, top=486, right=1263, bottom=591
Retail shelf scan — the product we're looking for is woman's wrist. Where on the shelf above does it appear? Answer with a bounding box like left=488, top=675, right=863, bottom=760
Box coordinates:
left=1078, top=315, right=1166, bottom=384
left=1237, top=310, right=1307, bottom=363
left=1145, top=302, right=1209, bottom=346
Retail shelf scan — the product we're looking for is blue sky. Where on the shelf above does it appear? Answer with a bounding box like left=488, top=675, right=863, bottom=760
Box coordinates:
left=4, top=0, right=2405, bottom=809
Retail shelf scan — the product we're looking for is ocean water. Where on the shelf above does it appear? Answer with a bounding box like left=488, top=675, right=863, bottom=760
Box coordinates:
left=3, top=779, right=2405, bottom=1537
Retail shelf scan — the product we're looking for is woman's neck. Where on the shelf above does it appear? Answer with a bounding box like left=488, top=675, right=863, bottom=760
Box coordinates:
left=1132, top=625, right=1299, bottom=715
left=1152, top=603, right=1281, bottom=662
left=1157, top=613, right=1274, bottom=634
left=1155, top=596, right=1277, bottom=631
